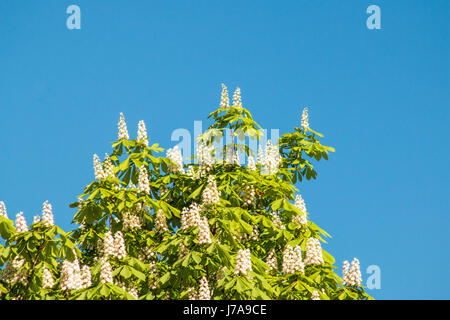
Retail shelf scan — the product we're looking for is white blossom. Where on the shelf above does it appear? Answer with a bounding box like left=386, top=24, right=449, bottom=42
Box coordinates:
left=202, top=175, right=220, bottom=205
left=262, top=141, right=282, bottom=175
left=101, top=231, right=126, bottom=259
left=198, top=276, right=211, bottom=300
left=137, top=120, right=149, bottom=146
left=292, top=194, right=308, bottom=225
left=99, top=257, right=113, bottom=284
left=0, top=201, right=7, bottom=218
left=137, top=165, right=150, bottom=194
left=118, top=112, right=129, bottom=140
left=122, top=211, right=141, bottom=231
left=101, top=231, right=116, bottom=257
left=187, top=287, right=197, bottom=300
left=234, top=248, right=252, bottom=276
left=198, top=216, right=212, bottom=244
left=179, top=241, right=189, bottom=259
left=0, top=257, right=27, bottom=285
left=247, top=156, right=256, bottom=171
left=186, top=166, right=196, bottom=179
left=301, top=107, right=309, bottom=130
left=77, top=197, right=84, bottom=211
left=242, top=185, right=256, bottom=207
left=93, top=154, right=106, bottom=180
left=60, top=258, right=82, bottom=290
left=42, top=200, right=54, bottom=227
left=154, top=209, right=169, bottom=233
left=196, top=142, right=215, bottom=177
left=232, top=87, right=242, bottom=106
left=249, top=225, right=259, bottom=241
left=114, top=231, right=127, bottom=260
left=342, top=258, right=362, bottom=287
left=282, top=245, right=304, bottom=274
left=219, top=83, right=230, bottom=108
left=33, top=215, right=41, bottom=224
left=42, top=267, right=54, bottom=289
left=294, top=194, right=307, bottom=213
left=303, top=238, right=324, bottom=266
left=15, top=212, right=28, bottom=233
left=103, top=154, right=115, bottom=179
left=117, top=281, right=139, bottom=299
left=80, top=265, right=92, bottom=288
left=181, top=203, right=201, bottom=230
left=272, top=212, right=285, bottom=230
left=311, top=290, right=320, bottom=300
left=266, top=249, right=278, bottom=271
left=166, top=146, right=184, bottom=174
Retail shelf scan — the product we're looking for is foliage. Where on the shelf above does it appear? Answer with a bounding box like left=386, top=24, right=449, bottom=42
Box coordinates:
left=0, top=86, right=373, bottom=300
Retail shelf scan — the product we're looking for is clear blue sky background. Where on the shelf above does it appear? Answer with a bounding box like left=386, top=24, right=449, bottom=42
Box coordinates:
left=0, top=0, right=448, bottom=299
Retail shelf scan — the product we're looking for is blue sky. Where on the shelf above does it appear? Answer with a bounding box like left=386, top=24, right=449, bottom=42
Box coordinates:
left=0, top=0, right=448, bottom=299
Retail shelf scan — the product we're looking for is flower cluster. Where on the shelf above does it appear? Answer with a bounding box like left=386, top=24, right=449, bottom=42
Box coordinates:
left=260, top=141, right=282, bottom=175
left=0, top=256, right=27, bottom=285
left=342, top=258, right=362, bottom=287
left=15, top=212, right=28, bottom=233
left=118, top=112, right=129, bottom=140
left=180, top=203, right=211, bottom=244
left=301, top=107, right=309, bottom=130
left=42, top=267, right=54, bottom=289
left=311, top=290, right=320, bottom=300
left=198, top=216, right=212, bottom=244
left=122, top=211, right=141, bottom=231
left=186, top=165, right=196, bottom=178
left=137, top=120, right=149, bottom=146
left=220, top=83, right=230, bottom=108
left=303, top=238, right=324, bottom=266
left=101, top=231, right=127, bottom=259
left=234, top=248, right=252, bottom=276
left=247, top=156, right=256, bottom=171
left=117, top=281, right=139, bottom=299
left=196, top=142, right=215, bottom=177
left=179, top=242, right=189, bottom=259
left=154, top=209, right=169, bottom=233
left=166, top=146, right=184, bottom=174
left=292, top=194, right=307, bottom=225
left=141, top=246, right=158, bottom=262
left=187, top=286, right=197, bottom=300
left=41, top=200, right=54, bottom=227
left=0, top=201, right=7, bottom=218
left=266, top=249, right=278, bottom=271
left=282, top=245, right=304, bottom=274
left=198, top=276, right=211, bottom=300
left=80, top=265, right=92, bottom=288
left=93, top=154, right=106, bottom=180
left=249, top=225, right=259, bottom=241
left=232, top=87, right=242, bottom=106
left=181, top=202, right=202, bottom=230
left=103, top=154, right=115, bottom=179
left=242, top=185, right=256, bottom=206
left=60, top=258, right=83, bottom=290
left=99, top=257, right=113, bottom=284
left=202, top=175, right=220, bottom=205
left=137, top=165, right=150, bottom=194
left=33, top=215, right=41, bottom=224
left=272, top=212, right=285, bottom=230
